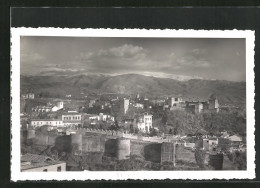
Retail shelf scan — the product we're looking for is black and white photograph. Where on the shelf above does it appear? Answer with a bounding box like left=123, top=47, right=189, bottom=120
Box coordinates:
left=10, top=28, right=255, bottom=180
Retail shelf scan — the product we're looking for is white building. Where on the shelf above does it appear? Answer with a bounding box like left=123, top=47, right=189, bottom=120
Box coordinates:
left=228, top=135, right=242, bottom=142
left=203, top=138, right=218, bottom=151
left=99, top=113, right=115, bottom=122
left=62, top=112, right=82, bottom=126
left=134, top=103, right=144, bottom=109
left=21, top=93, right=35, bottom=99
left=51, top=101, right=64, bottom=112
left=31, top=119, right=63, bottom=127
left=32, top=106, right=52, bottom=112
left=168, top=97, right=183, bottom=107
left=137, top=113, right=153, bottom=132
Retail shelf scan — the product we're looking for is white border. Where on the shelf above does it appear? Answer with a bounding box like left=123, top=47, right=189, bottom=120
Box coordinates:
left=11, top=28, right=255, bottom=181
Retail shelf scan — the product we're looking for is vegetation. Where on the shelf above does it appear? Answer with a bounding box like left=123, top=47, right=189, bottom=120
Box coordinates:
left=154, top=110, right=246, bottom=136
left=227, top=151, right=247, bottom=170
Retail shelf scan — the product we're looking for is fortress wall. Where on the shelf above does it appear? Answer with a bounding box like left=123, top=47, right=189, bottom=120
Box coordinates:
left=82, top=135, right=105, bottom=152
left=175, top=144, right=196, bottom=163
left=116, top=138, right=130, bottom=160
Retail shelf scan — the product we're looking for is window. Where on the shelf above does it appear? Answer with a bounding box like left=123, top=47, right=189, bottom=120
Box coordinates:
left=57, top=166, right=61, bottom=172
left=43, top=169, right=48, bottom=172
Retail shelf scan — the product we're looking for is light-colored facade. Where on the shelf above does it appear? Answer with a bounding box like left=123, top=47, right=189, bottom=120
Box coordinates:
left=195, top=103, right=203, bottom=113
left=228, top=135, right=242, bottom=142
left=203, top=138, right=218, bottom=151
left=51, top=101, right=64, bottom=112
left=134, top=103, right=144, bottom=109
left=32, top=106, right=52, bottom=112
left=62, top=112, right=82, bottom=126
left=99, top=113, right=115, bottom=121
left=31, top=119, right=63, bottom=127
left=137, top=113, right=153, bottom=132
left=121, top=98, right=129, bottom=114
left=21, top=93, right=35, bottom=99
left=168, top=97, right=183, bottom=107
left=89, top=99, right=96, bottom=108
left=56, top=101, right=63, bottom=109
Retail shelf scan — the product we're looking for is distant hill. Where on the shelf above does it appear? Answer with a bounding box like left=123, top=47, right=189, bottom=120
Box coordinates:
left=20, top=74, right=246, bottom=105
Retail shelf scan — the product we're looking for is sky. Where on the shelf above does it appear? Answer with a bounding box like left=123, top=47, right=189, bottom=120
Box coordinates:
left=20, top=36, right=246, bottom=81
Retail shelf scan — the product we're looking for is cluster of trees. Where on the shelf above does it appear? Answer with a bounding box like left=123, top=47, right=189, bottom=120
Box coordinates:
left=154, top=109, right=246, bottom=136
left=227, top=151, right=247, bottom=170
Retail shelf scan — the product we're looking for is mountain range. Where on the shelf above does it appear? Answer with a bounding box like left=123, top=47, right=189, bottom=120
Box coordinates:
left=21, top=73, right=246, bottom=105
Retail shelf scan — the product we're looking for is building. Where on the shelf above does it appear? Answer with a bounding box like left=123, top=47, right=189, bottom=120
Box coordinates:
left=51, top=101, right=63, bottom=112
left=56, top=101, right=63, bottom=109
left=21, top=93, right=35, bottom=99
left=32, top=106, right=52, bottom=112
left=228, top=135, right=242, bottom=143
left=203, top=138, right=218, bottom=151
left=85, top=114, right=100, bottom=121
left=208, top=96, right=220, bottom=112
left=30, top=119, right=63, bottom=127
left=120, top=118, right=137, bottom=131
left=88, top=99, right=96, bottom=108
left=195, top=103, right=203, bottom=113
left=186, top=102, right=204, bottom=113
left=21, top=153, right=66, bottom=172
left=137, top=113, right=153, bottom=132
left=120, top=98, right=129, bottom=114
left=134, top=103, right=144, bottom=109
left=62, top=112, right=82, bottom=126
left=168, top=97, right=183, bottom=107
left=150, top=99, right=165, bottom=106
left=99, top=113, right=115, bottom=122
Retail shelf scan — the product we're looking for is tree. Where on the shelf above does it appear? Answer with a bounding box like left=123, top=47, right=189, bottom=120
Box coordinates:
left=83, top=119, right=91, bottom=128
left=149, top=128, right=159, bottom=137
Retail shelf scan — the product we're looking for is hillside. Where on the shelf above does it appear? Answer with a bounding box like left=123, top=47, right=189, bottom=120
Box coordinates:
left=20, top=74, right=246, bottom=105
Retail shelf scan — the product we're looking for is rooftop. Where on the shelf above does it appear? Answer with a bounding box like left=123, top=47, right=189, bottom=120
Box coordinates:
left=31, top=119, right=62, bottom=121
left=62, top=112, right=81, bottom=115
left=21, top=153, right=65, bottom=171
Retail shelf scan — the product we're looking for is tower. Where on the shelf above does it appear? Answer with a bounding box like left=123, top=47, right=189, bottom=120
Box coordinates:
left=209, top=97, right=219, bottom=109
left=121, top=98, right=129, bottom=114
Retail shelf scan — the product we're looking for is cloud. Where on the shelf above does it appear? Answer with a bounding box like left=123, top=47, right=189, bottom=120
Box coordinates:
left=72, top=44, right=150, bottom=73
left=71, top=45, right=212, bottom=76
left=77, top=44, right=147, bottom=61
left=166, top=49, right=211, bottom=70
left=75, top=52, right=94, bottom=60
left=191, top=48, right=206, bottom=55
left=107, top=44, right=147, bottom=59
left=42, top=67, right=85, bottom=73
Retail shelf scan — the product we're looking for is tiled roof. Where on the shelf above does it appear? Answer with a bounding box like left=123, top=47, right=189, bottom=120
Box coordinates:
left=21, top=153, right=65, bottom=171
left=62, top=112, right=81, bottom=115
left=21, top=153, right=52, bottom=163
